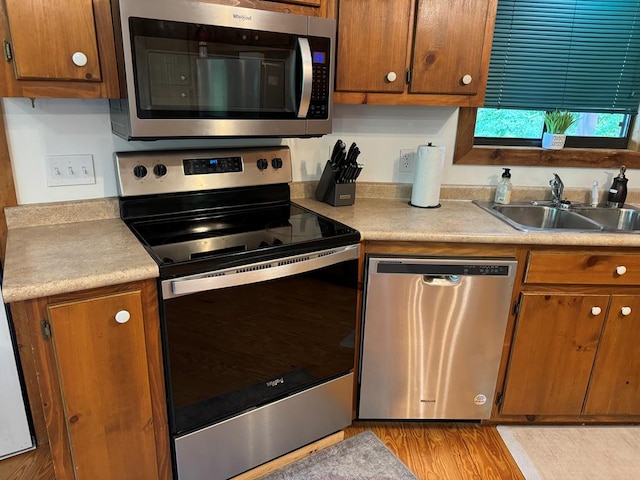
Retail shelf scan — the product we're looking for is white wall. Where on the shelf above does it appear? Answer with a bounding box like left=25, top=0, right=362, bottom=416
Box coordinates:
left=2, top=98, right=626, bottom=205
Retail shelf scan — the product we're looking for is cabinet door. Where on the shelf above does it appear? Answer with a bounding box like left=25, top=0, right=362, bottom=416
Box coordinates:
left=584, top=295, right=640, bottom=415
left=335, top=0, right=412, bottom=93
left=501, top=293, right=608, bottom=416
left=410, top=0, right=490, bottom=95
left=4, top=0, right=101, bottom=81
left=48, top=291, right=160, bottom=480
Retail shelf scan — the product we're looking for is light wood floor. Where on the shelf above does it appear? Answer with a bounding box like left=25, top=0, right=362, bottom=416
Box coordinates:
left=344, top=421, right=525, bottom=480
left=0, top=445, right=54, bottom=480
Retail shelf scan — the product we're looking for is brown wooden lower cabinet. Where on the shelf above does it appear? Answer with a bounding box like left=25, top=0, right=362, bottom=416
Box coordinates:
left=584, top=295, right=640, bottom=416
left=13, top=280, right=171, bottom=480
left=501, top=293, right=608, bottom=416
left=500, top=259, right=640, bottom=420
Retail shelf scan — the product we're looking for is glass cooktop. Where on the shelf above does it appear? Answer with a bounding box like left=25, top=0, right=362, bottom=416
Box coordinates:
left=126, top=203, right=360, bottom=278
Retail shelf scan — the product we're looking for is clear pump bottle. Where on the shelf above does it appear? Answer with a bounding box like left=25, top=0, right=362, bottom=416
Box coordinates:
left=494, top=168, right=512, bottom=205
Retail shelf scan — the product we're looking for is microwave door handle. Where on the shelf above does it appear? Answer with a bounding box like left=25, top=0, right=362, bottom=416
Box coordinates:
left=297, top=38, right=313, bottom=118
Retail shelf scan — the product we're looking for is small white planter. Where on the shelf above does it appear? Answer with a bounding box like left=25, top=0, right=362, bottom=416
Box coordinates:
left=542, top=132, right=566, bottom=149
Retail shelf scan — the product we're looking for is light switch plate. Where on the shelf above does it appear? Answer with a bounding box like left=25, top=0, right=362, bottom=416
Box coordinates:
left=45, top=155, right=96, bottom=187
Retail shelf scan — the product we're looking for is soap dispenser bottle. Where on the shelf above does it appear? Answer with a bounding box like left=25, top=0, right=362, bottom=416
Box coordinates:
left=607, top=165, right=628, bottom=207
left=494, top=168, right=512, bottom=204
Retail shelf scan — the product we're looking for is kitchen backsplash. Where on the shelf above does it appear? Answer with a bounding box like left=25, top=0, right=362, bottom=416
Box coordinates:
left=1, top=98, right=632, bottom=205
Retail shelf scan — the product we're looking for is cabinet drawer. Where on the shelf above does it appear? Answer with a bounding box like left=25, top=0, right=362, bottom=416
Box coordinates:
left=525, top=252, right=640, bottom=285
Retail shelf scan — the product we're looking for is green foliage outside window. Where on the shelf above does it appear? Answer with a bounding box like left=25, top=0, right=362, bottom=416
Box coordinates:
left=475, top=109, right=626, bottom=139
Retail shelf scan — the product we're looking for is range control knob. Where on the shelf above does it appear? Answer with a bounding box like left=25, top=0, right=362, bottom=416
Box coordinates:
left=257, top=158, right=269, bottom=171
left=133, top=165, right=148, bottom=179
left=271, top=157, right=283, bottom=169
left=153, top=164, right=168, bottom=177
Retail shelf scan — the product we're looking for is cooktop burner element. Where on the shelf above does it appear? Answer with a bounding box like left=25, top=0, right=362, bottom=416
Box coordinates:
left=116, top=146, right=360, bottom=278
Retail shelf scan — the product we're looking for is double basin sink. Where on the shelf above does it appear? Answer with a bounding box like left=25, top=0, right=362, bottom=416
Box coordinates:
left=473, top=200, right=640, bottom=232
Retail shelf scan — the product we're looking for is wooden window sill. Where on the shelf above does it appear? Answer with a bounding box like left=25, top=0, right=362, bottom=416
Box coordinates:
left=453, top=107, right=640, bottom=168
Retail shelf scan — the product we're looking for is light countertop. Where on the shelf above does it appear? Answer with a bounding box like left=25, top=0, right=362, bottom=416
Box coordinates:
left=2, top=199, right=157, bottom=303
left=294, top=196, right=640, bottom=247
left=4, top=192, right=640, bottom=303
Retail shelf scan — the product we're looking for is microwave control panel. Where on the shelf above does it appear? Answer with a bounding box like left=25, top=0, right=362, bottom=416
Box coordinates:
left=309, top=37, right=331, bottom=119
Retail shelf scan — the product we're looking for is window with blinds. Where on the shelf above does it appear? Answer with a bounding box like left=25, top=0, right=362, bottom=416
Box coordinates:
left=475, top=0, right=640, bottom=148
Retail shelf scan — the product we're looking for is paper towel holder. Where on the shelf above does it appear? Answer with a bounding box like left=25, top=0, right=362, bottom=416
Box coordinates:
left=408, top=142, right=444, bottom=209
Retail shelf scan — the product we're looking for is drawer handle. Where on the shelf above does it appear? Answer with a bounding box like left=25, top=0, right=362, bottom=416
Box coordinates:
left=115, top=310, right=131, bottom=324
left=621, top=306, right=632, bottom=316
left=616, top=265, right=627, bottom=276
left=591, top=306, right=602, bottom=316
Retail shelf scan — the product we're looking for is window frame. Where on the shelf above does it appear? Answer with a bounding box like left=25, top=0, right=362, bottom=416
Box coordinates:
left=453, top=107, right=640, bottom=168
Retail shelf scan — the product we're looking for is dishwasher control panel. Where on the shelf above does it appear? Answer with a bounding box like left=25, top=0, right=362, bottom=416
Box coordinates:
left=376, top=262, right=511, bottom=276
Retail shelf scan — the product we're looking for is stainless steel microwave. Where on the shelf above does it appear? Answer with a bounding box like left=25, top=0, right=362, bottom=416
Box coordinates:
left=110, top=0, right=336, bottom=140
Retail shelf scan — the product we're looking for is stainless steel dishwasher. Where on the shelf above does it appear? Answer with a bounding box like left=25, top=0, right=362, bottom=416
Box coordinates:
left=358, top=256, right=517, bottom=420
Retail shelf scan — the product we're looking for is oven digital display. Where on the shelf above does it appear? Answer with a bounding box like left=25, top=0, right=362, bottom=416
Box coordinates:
left=183, top=156, right=243, bottom=175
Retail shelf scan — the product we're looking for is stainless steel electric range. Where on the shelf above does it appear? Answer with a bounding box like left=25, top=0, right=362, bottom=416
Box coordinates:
left=115, top=146, right=360, bottom=480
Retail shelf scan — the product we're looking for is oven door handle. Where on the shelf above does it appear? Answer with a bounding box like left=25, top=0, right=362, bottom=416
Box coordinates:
left=163, top=244, right=359, bottom=298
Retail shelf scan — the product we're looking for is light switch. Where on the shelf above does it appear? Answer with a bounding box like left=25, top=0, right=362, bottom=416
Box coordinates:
left=45, top=155, right=96, bottom=187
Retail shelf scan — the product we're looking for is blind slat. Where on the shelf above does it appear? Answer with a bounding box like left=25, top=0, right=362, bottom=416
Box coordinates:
left=484, top=0, right=640, bottom=113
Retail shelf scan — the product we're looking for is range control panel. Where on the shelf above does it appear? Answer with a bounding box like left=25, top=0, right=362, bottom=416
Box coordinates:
left=183, top=156, right=244, bottom=175
left=115, top=146, right=292, bottom=197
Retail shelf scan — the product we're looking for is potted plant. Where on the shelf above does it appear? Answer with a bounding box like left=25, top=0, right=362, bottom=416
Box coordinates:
left=542, top=110, right=577, bottom=149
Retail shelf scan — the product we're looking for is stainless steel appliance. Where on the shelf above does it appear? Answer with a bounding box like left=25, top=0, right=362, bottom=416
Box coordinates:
left=110, top=0, right=336, bottom=139
left=116, top=146, right=360, bottom=479
left=359, top=256, right=517, bottom=420
left=0, top=267, right=34, bottom=459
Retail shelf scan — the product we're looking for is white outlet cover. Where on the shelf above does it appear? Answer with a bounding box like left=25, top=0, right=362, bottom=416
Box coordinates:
left=45, top=154, right=96, bottom=187
left=399, top=149, right=415, bottom=173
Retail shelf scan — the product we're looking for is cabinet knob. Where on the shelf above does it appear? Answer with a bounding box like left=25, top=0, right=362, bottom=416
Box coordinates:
left=115, top=310, right=131, bottom=324
left=71, top=52, right=88, bottom=67
left=616, top=265, right=627, bottom=275
left=461, top=74, right=473, bottom=85
left=386, top=71, right=397, bottom=82
left=621, top=306, right=632, bottom=316
left=591, top=306, right=602, bottom=316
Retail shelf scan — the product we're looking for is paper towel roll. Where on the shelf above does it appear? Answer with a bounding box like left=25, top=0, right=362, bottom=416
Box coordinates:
left=410, top=144, right=445, bottom=208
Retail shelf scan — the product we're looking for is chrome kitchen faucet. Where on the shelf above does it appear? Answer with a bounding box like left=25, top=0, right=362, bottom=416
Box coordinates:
left=550, top=173, right=565, bottom=205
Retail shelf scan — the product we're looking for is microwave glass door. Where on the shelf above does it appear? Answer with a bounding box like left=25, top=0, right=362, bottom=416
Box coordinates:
left=129, top=18, right=327, bottom=120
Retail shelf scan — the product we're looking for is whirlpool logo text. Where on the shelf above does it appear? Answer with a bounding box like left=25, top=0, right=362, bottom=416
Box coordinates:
left=232, top=13, right=252, bottom=21
left=266, top=378, right=284, bottom=387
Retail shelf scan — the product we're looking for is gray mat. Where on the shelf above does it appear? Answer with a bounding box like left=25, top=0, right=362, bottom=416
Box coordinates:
left=258, top=430, right=418, bottom=480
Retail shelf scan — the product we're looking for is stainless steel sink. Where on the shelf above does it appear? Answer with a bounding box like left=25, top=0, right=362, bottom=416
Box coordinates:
left=492, top=204, right=604, bottom=231
left=570, top=207, right=640, bottom=231
left=474, top=200, right=640, bottom=232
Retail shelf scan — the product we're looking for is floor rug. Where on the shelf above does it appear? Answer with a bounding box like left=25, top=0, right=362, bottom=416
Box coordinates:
left=258, top=430, right=417, bottom=480
left=498, top=425, right=640, bottom=479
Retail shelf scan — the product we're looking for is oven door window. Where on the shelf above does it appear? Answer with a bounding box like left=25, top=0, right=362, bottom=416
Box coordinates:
left=163, top=259, right=357, bottom=436
left=129, top=17, right=306, bottom=120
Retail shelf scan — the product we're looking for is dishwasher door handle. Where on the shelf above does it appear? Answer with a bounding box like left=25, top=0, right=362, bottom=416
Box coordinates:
left=422, top=275, right=461, bottom=286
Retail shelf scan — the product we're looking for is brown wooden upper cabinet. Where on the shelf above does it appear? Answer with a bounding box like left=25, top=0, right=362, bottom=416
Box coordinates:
left=332, top=0, right=498, bottom=106
left=0, top=0, right=119, bottom=98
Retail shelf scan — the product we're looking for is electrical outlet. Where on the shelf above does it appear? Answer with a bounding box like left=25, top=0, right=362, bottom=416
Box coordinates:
left=399, top=149, right=415, bottom=172
left=45, top=154, right=96, bottom=187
